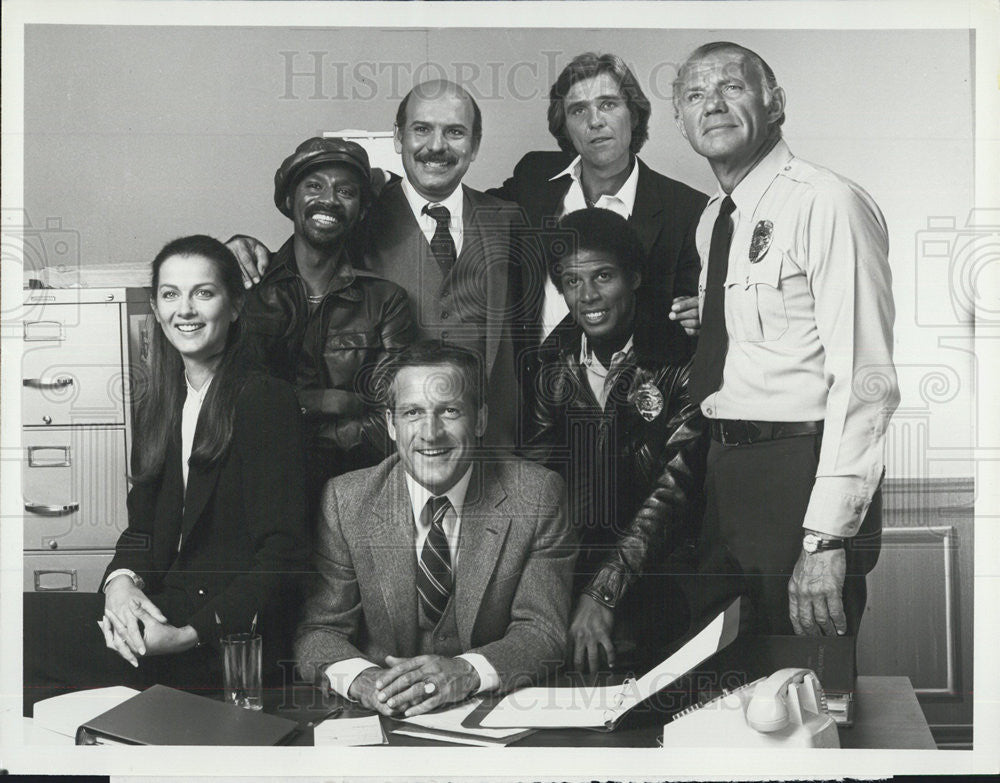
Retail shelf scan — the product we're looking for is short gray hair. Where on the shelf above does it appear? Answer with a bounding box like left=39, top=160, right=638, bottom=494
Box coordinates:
left=672, top=41, right=785, bottom=129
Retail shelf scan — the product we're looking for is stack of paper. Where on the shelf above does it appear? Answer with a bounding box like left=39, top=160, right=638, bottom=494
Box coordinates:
left=395, top=699, right=534, bottom=746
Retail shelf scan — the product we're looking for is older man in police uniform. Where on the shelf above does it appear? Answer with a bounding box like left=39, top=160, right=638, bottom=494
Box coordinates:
left=673, top=42, right=899, bottom=636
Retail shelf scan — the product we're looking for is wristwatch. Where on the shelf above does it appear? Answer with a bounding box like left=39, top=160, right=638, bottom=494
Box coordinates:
left=802, top=532, right=846, bottom=554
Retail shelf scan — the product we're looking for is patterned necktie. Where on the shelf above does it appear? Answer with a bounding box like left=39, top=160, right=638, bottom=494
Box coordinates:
left=689, top=196, right=737, bottom=405
left=422, top=204, right=457, bottom=277
left=417, top=495, right=453, bottom=627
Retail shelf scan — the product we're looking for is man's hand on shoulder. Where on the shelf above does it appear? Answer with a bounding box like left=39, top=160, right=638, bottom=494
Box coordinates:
left=374, top=655, right=480, bottom=717
left=225, top=235, right=271, bottom=288
left=788, top=548, right=847, bottom=636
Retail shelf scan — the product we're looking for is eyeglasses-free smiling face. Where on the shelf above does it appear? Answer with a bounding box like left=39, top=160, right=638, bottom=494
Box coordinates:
left=562, top=72, right=634, bottom=172
left=394, top=86, right=480, bottom=203
left=152, top=253, right=238, bottom=375
left=287, top=162, right=365, bottom=250
left=386, top=363, right=487, bottom=495
left=559, top=249, right=640, bottom=343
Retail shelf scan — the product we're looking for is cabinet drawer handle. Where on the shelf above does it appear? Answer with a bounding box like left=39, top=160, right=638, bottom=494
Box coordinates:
left=27, top=446, right=71, bottom=468
left=24, top=501, right=79, bottom=516
left=23, top=321, right=65, bottom=341
left=23, top=377, right=74, bottom=390
left=34, top=569, right=78, bottom=592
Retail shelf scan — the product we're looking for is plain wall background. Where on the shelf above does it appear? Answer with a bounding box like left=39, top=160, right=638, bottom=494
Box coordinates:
left=22, top=25, right=977, bottom=479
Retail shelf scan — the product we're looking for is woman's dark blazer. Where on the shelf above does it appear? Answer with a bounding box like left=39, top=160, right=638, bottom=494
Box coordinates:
left=104, top=374, right=311, bottom=662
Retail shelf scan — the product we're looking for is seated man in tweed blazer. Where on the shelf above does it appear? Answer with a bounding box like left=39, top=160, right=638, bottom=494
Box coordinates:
left=295, top=342, right=576, bottom=717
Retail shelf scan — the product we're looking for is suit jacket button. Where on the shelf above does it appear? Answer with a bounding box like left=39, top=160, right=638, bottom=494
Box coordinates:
left=438, top=635, right=447, bottom=641
left=197, top=588, right=206, bottom=596
left=441, top=311, right=449, bottom=319
left=441, top=331, right=449, bottom=340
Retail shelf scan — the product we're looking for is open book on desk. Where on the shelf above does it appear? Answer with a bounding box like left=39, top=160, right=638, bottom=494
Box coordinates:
left=465, top=598, right=742, bottom=731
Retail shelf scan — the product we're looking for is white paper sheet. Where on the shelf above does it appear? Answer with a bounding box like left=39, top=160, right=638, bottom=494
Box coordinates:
left=312, top=714, right=387, bottom=746
left=399, top=698, right=527, bottom=739
left=479, top=601, right=738, bottom=729
left=31, top=686, right=141, bottom=738
left=391, top=729, right=509, bottom=747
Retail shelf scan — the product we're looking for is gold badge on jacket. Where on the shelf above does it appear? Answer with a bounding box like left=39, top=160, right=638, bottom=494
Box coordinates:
left=749, top=220, right=773, bottom=264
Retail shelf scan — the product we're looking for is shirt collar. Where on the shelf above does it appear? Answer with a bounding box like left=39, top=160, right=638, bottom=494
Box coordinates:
left=550, top=154, right=641, bottom=215
left=184, top=374, right=212, bottom=404
left=579, top=331, right=634, bottom=370
left=401, top=176, right=465, bottom=225
left=404, top=464, right=474, bottom=524
left=709, top=138, right=793, bottom=216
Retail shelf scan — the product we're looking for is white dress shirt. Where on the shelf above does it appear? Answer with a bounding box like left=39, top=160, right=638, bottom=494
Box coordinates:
left=580, top=332, right=634, bottom=410
left=401, top=177, right=465, bottom=256
left=323, top=466, right=501, bottom=700
left=695, top=139, right=899, bottom=538
left=540, top=155, right=640, bottom=341
left=104, top=375, right=212, bottom=592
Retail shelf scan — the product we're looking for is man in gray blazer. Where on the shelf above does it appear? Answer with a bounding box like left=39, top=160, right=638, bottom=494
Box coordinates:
left=295, top=342, right=575, bottom=717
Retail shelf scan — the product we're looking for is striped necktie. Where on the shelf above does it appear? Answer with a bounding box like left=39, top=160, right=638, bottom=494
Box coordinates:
left=417, top=495, right=453, bottom=627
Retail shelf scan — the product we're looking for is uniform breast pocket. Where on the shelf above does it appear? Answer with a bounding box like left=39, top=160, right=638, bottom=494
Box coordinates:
left=729, top=248, right=788, bottom=343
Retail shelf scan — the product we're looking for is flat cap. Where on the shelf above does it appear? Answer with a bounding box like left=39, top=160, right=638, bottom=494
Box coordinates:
left=274, top=137, right=372, bottom=217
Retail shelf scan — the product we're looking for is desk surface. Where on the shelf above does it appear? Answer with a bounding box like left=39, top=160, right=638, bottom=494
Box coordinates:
left=276, top=675, right=935, bottom=749
left=21, top=675, right=936, bottom=749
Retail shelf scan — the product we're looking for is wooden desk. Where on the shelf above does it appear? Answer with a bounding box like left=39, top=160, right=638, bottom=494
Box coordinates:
left=840, top=676, right=936, bottom=750
left=21, top=675, right=935, bottom=749
left=275, top=675, right=935, bottom=749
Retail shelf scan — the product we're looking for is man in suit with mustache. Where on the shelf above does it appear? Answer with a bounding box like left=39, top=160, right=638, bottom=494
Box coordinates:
left=228, top=80, right=521, bottom=446
left=295, top=342, right=575, bottom=716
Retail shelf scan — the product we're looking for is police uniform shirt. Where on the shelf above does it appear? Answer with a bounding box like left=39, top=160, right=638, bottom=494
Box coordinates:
left=695, top=138, right=899, bottom=539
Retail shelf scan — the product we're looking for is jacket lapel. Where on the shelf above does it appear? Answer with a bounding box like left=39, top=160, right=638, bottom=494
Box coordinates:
left=366, top=463, right=419, bottom=656
left=531, top=171, right=570, bottom=227
left=454, top=462, right=510, bottom=647
left=629, top=160, right=666, bottom=255
left=179, top=451, right=223, bottom=548
left=367, top=182, right=431, bottom=271
left=462, top=187, right=507, bottom=376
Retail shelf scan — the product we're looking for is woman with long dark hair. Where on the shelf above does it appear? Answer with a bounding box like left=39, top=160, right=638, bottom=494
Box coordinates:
left=98, top=234, right=309, bottom=689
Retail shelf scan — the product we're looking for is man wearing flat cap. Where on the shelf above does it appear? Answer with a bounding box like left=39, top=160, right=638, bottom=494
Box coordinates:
left=243, top=137, right=416, bottom=503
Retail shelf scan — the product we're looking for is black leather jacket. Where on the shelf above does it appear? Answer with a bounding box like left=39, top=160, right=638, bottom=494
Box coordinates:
left=243, top=237, right=416, bottom=476
left=524, top=332, right=708, bottom=610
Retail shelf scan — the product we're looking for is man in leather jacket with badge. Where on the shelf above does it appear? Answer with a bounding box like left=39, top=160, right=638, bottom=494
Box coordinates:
left=242, top=137, right=416, bottom=505
left=524, top=208, right=719, bottom=674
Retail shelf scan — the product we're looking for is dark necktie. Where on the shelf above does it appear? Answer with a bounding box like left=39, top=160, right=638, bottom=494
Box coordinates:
left=417, top=495, right=453, bottom=627
left=689, top=196, right=737, bottom=405
left=422, top=204, right=457, bottom=277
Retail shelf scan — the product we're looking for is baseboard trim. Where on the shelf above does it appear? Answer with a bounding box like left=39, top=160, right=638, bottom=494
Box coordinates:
left=930, top=723, right=973, bottom=750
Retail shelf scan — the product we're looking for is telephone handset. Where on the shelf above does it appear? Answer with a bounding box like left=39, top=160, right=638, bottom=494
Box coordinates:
left=661, top=667, right=840, bottom=748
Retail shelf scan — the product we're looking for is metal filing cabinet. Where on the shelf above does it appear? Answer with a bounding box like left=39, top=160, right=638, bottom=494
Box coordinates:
left=21, top=288, right=152, bottom=592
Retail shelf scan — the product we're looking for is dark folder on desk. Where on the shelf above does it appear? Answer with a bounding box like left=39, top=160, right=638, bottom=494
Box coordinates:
left=75, top=685, right=300, bottom=745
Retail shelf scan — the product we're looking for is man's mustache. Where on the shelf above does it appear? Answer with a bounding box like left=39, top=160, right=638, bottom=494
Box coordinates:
left=415, top=152, right=458, bottom=166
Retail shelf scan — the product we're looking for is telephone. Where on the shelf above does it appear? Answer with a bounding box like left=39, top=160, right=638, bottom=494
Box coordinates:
left=661, top=668, right=840, bottom=748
